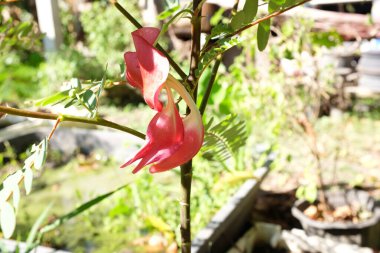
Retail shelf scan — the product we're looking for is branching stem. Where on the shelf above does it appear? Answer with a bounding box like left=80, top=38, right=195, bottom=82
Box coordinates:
left=0, top=105, right=145, bottom=139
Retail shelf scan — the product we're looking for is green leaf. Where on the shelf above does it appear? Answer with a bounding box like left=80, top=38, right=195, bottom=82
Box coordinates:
left=12, top=185, right=20, bottom=210
left=34, top=138, right=47, bottom=170
left=70, top=78, right=81, bottom=90
left=1, top=202, right=16, bottom=239
left=80, top=90, right=97, bottom=112
left=35, top=90, right=70, bottom=107
left=244, top=0, right=259, bottom=19
left=197, top=36, right=242, bottom=78
left=283, top=0, right=296, bottom=8
left=202, top=114, right=247, bottom=162
left=25, top=203, right=53, bottom=252
left=24, top=167, right=33, bottom=195
left=268, top=0, right=286, bottom=13
left=257, top=19, right=271, bottom=51
left=157, top=4, right=180, bottom=20
left=230, top=0, right=258, bottom=29
left=230, top=11, right=246, bottom=30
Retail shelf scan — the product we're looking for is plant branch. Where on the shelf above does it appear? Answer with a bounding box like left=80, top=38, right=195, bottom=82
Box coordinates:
left=179, top=0, right=202, bottom=252
left=202, top=0, right=310, bottom=54
left=0, top=105, right=145, bottom=140
left=111, top=0, right=188, bottom=81
left=229, top=0, right=310, bottom=38
left=199, top=57, right=221, bottom=115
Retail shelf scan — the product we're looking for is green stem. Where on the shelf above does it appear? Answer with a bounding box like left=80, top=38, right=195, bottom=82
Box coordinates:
left=111, top=0, right=188, bottom=81
left=179, top=0, right=202, bottom=252
left=199, top=57, right=221, bottom=116
left=0, top=105, right=145, bottom=140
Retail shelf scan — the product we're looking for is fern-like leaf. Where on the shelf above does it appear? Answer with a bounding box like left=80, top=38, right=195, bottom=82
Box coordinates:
left=196, top=36, right=243, bottom=78
left=202, top=114, right=247, bottom=162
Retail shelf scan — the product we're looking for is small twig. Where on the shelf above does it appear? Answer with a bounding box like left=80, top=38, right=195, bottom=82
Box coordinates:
left=48, top=118, right=61, bottom=141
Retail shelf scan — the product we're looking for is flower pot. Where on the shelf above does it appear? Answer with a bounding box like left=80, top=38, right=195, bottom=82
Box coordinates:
left=291, top=189, right=380, bottom=249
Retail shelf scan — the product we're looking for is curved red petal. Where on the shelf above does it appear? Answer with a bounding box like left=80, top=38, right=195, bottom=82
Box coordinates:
left=132, top=30, right=169, bottom=111
left=124, top=52, right=143, bottom=90
left=149, top=76, right=204, bottom=173
left=132, top=27, right=160, bottom=45
left=121, top=88, right=184, bottom=173
left=149, top=113, right=204, bottom=173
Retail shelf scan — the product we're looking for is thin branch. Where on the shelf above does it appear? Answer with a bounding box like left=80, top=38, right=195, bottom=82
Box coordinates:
left=202, top=0, right=310, bottom=53
left=111, top=0, right=188, bottom=81
left=227, top=0, right=310, bottom=39
left=199, top=56, right=221, bottom=115
left=0, top=105, right=145, bottom=140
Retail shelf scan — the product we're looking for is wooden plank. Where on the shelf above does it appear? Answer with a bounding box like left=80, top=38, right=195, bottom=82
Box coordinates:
left=192, top=156, right=274, bottom=253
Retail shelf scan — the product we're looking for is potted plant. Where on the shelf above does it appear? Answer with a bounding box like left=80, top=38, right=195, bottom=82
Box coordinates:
left=291, top=113, right=380, bottom=249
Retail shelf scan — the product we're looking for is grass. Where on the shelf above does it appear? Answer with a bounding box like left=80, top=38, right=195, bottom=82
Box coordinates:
left=7, top=133, right=250, bottom=252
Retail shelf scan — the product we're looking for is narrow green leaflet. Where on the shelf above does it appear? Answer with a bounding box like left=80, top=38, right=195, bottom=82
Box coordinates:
left=230, top=0, right=258, bottom=29
left=197, top=36, right=242, bottom=78
left=33, top=138, right=48, bottom=170
left=24, top=167, right=33, bottom=195
left=283, top=0, right=296, bottom=7
left=39, top=184, right=129, bottom=235
left=157, top=4, right=181, bottom=20
left=257, top=19, right=271, bottom=51
left=0, top=202, right=16, bottom=239
left=80, top=90, right=97, bottom=112
left=25, top=203, right=53, bottom=253
left=202, top=114, right=247, bottom=162
left=268, top=0, right=286, bottom=13
left=11, top=185, right=20, bottom=211
left=35, top=90, right=70, bottom=107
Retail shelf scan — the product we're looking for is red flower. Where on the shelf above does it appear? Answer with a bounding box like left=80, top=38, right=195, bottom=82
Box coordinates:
left=122, top=28, right=204, bottom=173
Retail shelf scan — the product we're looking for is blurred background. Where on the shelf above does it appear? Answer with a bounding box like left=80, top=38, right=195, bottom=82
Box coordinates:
left=0, top=0, right=379, bottom=252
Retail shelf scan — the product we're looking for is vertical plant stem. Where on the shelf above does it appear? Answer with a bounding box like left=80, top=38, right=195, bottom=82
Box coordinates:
left=180, top=1, right=202, bottom=252
left=199, top=56, right=221, bottom=116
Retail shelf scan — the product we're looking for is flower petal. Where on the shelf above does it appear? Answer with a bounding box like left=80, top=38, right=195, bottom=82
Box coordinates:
left=132, top=28, right=169, bottom=111
left=124, top=52, right=143, bottom=90
left=149, top=75, right=204, bottom=173
left=120, top=88, right=184, bottom=173
left=149, top=112, right=204, bottom=173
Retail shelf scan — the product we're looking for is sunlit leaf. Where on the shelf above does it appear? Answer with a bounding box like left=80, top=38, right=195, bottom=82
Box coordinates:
left=80, top=90, right=97, bottom=111
left=157, top=4, right=180, bottom=20
left=34, top=138, right=47, bottom=170
left=268, top=0, right=286, bottom=13
left=35, top=90, right=70, bottom=107
left=0, top=202, right=16, bottom=239
left=230, top=0, right=258, bottom=29
left=202, top=114, right=247, bottom=162
left=12, top=185, right=20, bottom=210
left=24, top=167, right=33, bottom=195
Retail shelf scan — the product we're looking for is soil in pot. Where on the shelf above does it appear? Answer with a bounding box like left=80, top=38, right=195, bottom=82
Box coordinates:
left=292, top=189, right=380, bottom=249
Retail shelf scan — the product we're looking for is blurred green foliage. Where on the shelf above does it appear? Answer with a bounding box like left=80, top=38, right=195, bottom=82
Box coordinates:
left=0, top=6, right=44, bottom=102
left=79, top=0, right=140, bottom=76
